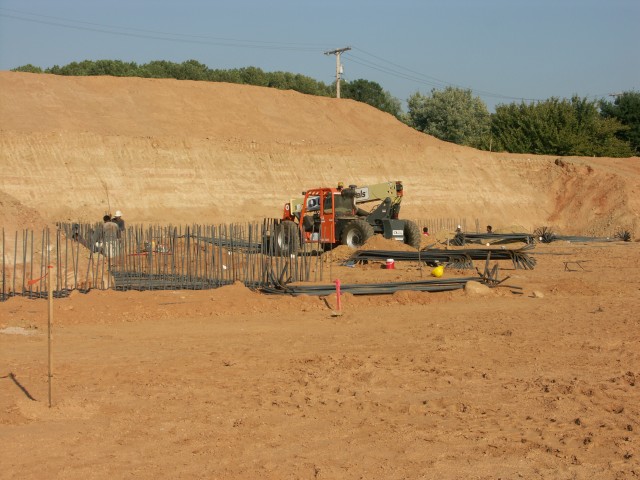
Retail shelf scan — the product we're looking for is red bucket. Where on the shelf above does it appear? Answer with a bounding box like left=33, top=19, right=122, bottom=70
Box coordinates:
left=386, top=258, right=395, bottom=269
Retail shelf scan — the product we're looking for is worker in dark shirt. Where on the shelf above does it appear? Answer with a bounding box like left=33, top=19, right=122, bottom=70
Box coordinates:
left=112, top=210, right=125, bottom=231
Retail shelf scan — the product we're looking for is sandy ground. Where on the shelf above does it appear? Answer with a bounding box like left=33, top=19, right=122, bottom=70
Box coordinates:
left=1, top=239, right=638, bottom=479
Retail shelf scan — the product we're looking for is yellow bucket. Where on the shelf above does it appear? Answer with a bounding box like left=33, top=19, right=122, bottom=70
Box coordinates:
left=431, top=265, right=444, bottom=278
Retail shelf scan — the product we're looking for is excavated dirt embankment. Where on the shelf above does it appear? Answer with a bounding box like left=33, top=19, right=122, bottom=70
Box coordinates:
left=1, top=71, right=638, bottom=234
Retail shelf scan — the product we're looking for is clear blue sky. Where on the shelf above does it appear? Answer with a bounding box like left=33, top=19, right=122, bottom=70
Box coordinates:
left=1, top=0, right=638, bottom=111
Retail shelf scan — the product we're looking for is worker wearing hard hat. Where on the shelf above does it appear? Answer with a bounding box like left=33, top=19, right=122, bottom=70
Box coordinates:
left=113, top=210, right=125, bottom=231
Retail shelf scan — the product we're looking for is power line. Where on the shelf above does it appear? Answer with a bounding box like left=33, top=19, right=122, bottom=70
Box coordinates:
left=348, top=47, right=542, bottom=102
left=345, top=55, right=451, bottom=89
left=0, top=8, right=324, bottom=52
left=351, top=47, right=466, bottom=89
left=1, top=7, right=616, bottom=104
left=347, top=49, right=618, bottom=103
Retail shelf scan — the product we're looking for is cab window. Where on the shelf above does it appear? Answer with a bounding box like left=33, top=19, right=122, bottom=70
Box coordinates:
left=323, top=193, right=333, bottom=213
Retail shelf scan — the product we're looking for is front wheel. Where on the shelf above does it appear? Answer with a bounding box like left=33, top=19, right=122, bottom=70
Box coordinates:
left=403, top=220, right=421, bottom=249
left=340, top=219, right=374, bottom=248
left=274, top=220, right=300, bottom=255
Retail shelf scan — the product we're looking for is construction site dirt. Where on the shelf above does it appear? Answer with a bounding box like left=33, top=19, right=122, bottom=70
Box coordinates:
left=1, top=72, right=639, bottom=479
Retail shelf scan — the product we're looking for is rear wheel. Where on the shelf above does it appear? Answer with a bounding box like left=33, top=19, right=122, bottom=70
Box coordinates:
left=340, top=219, right=374, bottom=248
left=403, top=220, right=421, bottom=249
left=274, top=220, right=300, bottom=255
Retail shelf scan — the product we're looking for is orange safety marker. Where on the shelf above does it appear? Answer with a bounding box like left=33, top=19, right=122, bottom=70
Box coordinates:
left=27, top=270, right=50, bottom=286
left=47, top=264, right=53, bottom=408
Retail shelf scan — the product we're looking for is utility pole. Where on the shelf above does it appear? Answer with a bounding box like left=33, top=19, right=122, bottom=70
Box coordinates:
left=324, top=46, right=351, bottom=99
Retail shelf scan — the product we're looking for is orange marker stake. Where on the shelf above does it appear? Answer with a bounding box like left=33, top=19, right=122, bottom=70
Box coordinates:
left=47, top=264, right=53, bottom=408
left=27, top=270, right=49, bottom=286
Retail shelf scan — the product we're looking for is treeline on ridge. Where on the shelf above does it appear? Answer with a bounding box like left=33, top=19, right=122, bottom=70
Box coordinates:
left=12, top=60, right=639, bottom=158
left=15, top=59, right=335, bottom=96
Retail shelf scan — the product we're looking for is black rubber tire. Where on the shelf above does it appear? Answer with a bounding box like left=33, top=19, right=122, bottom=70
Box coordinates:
left=403, top=220, right=421, bottom=249
left=260, top=232, right=272, bottom=253
left=274, top=220, right=300, bottom=256
left=340, top=219, right=374, bottom=248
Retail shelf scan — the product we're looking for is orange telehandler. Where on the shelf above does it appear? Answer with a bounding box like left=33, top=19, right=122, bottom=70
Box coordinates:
left=273, top=180, right=421, bottom=254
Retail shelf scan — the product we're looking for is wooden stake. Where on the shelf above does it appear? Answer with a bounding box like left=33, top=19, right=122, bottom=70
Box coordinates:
left=332, top=278, right=342, bottom=317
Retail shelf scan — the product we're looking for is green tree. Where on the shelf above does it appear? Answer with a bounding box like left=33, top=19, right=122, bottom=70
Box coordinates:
left=11, top=64, right=43, bottom=73
left=600, top=91, right=640, bottom=155
left=265, top=71, right=331, bottom=96
left=406, top=87, right=490, bottom=148
left=289, top=73, right=332, bottom=96
left=341, top=79, right=402, bottom=118
left=139, top=60, right=179, bottom=78
left=175, top=60, right=209, bottom=80
left=208, top=68, right=243, bottom=84
left=492, top=96, right=632, bottom=157
left=44, top=59, right=139, bottom=77
left=237, top=66, right=268, bottom=87
left=46, top=61, right=88, bottom=76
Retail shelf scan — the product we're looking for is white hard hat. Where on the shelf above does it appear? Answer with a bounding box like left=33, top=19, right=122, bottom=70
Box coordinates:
left=114, top=210, right=122, bottom=217
left=457, top=225, right=461, bottom=229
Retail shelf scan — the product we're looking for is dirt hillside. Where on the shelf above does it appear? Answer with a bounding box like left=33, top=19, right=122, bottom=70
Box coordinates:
left=0, top=71, right=639, bottom=234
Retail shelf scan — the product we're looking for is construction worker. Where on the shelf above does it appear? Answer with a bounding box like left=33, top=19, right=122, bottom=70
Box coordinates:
left=102, top=214, right=119, bottom=241
left=113, top=210, right=125, bottom=231
left=486, top=225, right=493, bottom=234
left=71, top=223, right=80, bottom=242
left=422, top=227, right=430, bottom=236
left=102, top=214, right=120, bottom=257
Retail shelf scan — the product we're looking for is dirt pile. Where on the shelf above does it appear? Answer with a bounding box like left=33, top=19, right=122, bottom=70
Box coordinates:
left=360, top=234, right=409, bottom=251
left=0, top=71, right=638, bottom=235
